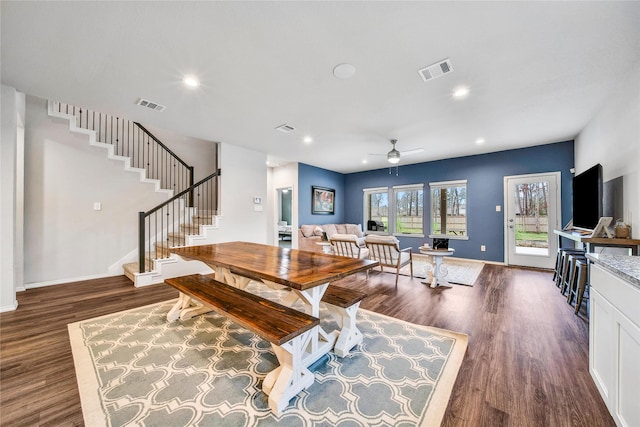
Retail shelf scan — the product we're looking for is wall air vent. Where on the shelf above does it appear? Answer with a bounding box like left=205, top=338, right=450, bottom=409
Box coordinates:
left=417, top=58, right=454, bottom=82
left=136, top=98, right=166, bottom=112
left=275, top=124, right=296, bottom=133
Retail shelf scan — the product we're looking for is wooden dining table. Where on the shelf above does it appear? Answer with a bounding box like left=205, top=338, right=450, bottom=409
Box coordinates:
left=169, top=241, right=378, bottom=367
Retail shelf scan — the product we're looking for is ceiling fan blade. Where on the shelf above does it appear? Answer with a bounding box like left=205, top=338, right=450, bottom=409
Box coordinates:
left=368, top=153, right=387, bottom=157
left=399, top=148, right=424, bottom=156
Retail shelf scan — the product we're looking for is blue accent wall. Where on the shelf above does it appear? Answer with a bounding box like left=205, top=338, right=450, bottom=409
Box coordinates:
left=344, top=141, right=574, bottom=262
left=298, top=163, right=346, bottom=225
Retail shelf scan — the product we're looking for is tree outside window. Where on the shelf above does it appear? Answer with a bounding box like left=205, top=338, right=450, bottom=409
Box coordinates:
left=430, top=180, right=467, bottom=237
left=364, top=189, right=389, bottom=230
left=394, top=186, right=423, bottom=235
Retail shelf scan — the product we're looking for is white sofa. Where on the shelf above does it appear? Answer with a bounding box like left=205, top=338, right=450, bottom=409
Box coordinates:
left=298, top=223, right=364, bottom=253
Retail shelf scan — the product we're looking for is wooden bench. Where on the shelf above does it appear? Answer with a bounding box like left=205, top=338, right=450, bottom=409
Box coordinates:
left=321, top=285, right=368, bottom=357
left=164, top=274, right=319, bottom=413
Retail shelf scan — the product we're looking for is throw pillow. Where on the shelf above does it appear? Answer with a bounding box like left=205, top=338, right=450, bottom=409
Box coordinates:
left=300, top=224, right=316, bottom=238
left=345, top=224, right=364, bottom=238
left=322, top=224, right=338, bottom=238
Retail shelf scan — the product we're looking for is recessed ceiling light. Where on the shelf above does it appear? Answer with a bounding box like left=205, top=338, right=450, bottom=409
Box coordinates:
left=303, top=136, right=313, bottom=144
left=452, top=86, right=469, bottom=99
left=183, top=76, right=200, bottom=88
left=362, top=159, right=368, bottom=164
left=475, top=138, right=485, bottom=145
left=333, top=63, right=356, bottom=79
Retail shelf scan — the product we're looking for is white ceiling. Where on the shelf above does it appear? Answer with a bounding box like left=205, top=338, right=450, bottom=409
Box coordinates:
left=2, top=1, right=639, bottom=173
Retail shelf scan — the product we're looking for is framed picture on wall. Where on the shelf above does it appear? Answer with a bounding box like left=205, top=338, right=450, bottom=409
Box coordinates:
left=312, top=186, right=335, bottom=215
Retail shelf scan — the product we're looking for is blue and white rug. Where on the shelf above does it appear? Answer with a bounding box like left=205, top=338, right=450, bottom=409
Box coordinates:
left=68, top=285, right=467, bottom=426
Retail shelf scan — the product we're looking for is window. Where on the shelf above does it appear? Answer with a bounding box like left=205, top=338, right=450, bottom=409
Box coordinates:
left=393, top=184, right=423, bottom=236
left=430, top=180, right=467, bottom=238
left=363, top=187, right=389, bottom=232
left=364, top=184, right=424, bottom=236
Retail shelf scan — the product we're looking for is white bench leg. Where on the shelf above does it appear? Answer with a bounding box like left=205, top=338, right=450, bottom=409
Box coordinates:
left=262, top=330, right=315, bottom=413
left=325, top=302, right=363, bottom=357
left=167, top=292, right=213, bottom=322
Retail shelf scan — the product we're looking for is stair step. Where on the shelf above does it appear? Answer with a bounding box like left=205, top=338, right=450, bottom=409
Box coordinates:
left=195, top=210, right=217, bottom=217
left=123, top=260, right=153, bottom=281
left=191, top=216, right=214, bottom=225
left=180, top=223, right=202, bottom=233
left=167, top=232, right=188, bottom=244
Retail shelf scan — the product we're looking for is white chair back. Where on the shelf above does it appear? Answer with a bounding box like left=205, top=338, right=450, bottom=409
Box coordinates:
left=364, top=235, right=413, bottom=287
left=330, top=234, right=369, bottom=259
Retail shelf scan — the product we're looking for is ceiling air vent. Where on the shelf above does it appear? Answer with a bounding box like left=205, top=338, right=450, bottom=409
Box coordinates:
left=136, top=98, right=166, bottom=112
left=417, top=58, right=454, bottom=82
left=275, top=124, right=295, bottom=133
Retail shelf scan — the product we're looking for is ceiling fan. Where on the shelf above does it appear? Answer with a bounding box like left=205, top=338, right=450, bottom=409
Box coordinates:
left=371, top=139, right=424, bottom=164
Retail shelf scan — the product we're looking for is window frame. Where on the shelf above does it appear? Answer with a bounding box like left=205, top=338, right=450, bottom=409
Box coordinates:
left=429, top=179, right=469, bottom=240
left=363, top=187, right=390, bottom=235
left=363, top=184, right=425, bottom=238
left=392, top=184, right=425, bottom=238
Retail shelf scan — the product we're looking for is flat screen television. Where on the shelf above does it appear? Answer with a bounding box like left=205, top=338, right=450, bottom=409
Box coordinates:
left=572, top=163, right=603, bottom=230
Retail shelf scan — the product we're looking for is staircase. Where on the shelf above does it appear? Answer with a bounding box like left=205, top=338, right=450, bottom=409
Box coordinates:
left=48, top=101, right=221, bottom=287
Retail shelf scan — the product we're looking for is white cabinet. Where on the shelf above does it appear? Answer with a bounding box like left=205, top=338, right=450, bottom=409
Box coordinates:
left=589, top=264, right=640, bottom=427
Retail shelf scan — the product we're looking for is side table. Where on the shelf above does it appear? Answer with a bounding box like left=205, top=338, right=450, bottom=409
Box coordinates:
left=316, top=241, right=333, bottom=254
left=419, top=247, right=455, bottom=288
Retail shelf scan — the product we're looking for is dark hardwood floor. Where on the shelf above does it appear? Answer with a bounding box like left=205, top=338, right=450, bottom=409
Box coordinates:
left=0, top=264, right=614, bottom=426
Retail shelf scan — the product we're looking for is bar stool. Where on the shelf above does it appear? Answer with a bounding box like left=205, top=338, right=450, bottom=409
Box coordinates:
left=561, top=253, right=587, bottom=296
left=567, top=258, right=589, bottom=314
left=554, top=248, right=585, bottom=289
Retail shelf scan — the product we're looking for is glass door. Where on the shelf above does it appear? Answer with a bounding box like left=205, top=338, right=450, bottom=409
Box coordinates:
left=504, top=173, right=560, bottom=269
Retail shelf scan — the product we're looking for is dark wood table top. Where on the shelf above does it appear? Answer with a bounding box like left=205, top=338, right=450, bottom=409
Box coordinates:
left=171, top=242, right=379, bottom=291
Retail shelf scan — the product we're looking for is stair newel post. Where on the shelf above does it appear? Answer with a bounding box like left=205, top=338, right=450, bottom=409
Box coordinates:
left=138, top=212, right=146, bottom=274
left=188, top=166, right=195, bottom=207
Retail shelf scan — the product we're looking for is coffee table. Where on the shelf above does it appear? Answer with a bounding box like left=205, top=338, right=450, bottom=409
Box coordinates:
left=419, top=247, right=456, bottom=288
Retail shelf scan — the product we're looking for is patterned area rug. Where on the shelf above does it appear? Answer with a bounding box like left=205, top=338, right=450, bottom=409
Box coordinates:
left=383, top=255, right=484, bottom=286
left=68, top=284, right=467, bottom=426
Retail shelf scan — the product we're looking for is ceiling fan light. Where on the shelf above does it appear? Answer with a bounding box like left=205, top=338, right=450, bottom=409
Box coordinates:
left=387, top=150, right=400, bottom=164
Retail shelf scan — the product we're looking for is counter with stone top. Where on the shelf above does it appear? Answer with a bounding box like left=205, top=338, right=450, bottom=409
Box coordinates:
left=585, top=253, right=640, bottom=289
left=585, top=252, right=640, bottom=426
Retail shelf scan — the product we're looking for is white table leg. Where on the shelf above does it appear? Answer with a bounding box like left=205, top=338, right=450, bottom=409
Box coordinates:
left=217, top=266, right=251, bottom=289
left=262, top=330, right=315, bottom=413
left=430, top=256, right=452, bottom=288
left=325, top=302, right=363, bottom=357
left=167, top=292, right=213, bottom=321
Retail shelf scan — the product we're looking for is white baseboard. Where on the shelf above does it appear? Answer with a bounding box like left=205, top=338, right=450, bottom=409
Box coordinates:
left=24, top=272, right=119, bottom=290
left=0, top=300, right=19, bottom=312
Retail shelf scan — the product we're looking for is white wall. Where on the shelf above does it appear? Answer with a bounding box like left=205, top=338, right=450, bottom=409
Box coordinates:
left=0, top=85, right=25, bottom=311
left=213, top=142, right=268, bottom=243
left=575, top=62, right=640, bottom=235
left=144, top=124, right=218, bottom=181
left=267, top=164, right=299, bottom=247
left=23, top=95, right=169, bottom=286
